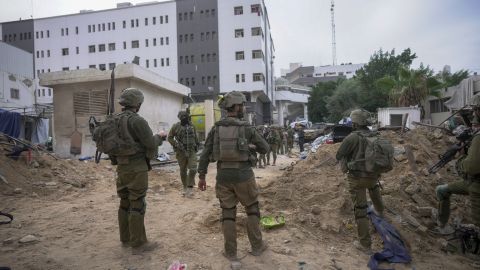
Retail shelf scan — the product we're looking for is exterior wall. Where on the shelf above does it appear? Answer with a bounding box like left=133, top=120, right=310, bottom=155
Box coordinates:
left=313, top=63, right=364, bottom=79
left=377, top=107, right=421, bottom=129
left=176, top=0, right=219, bottom=99
left=0, top=20, right=35, bottom=53
left=0, top=42, right=35, bottom=112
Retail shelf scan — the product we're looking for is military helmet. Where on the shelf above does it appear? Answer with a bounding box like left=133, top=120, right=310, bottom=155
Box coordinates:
left=119, top=88, right=144, bottom=107
left=178, top=111, right=189, bottom=119
left=471, top=94, right=480, bottom=108
left=218, top=91, right=246, bottom=109
left=350, top=109, right=370, bottom=126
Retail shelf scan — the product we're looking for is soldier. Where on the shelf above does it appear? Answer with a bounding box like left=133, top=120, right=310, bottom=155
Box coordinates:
left=296, top=124, right=305, bottom=152
left=168, top=111, right=199, bottom=197
left=197, top=91, right=270, bottom=263
left=336, top=109, right=384, bottom=255
left=255, top=126, right=267, bottom=168
left=287, top=126, right=294, bottom=153
left=277, top=127, right=285, bottom=155
left=266, top=125, right=280, bottom=166
left=115, top=88, right=166, bottom=253
left=435, top=95, right=480, bottom=233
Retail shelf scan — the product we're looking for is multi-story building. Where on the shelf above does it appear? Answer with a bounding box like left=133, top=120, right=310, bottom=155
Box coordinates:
left=273, top=77, right=311, bottom=126
left=281, top=62, right=364, bottom=87
left=0, top=0, right=275, bottom=124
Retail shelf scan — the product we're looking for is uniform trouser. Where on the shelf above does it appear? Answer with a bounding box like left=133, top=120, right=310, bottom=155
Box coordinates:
left=347, top=175, right=384, bottom=247
left=215, top=177, right=263, bottom=257
left=117, top=170, right=148, bottom=247
left=278, top=141, right=285, bottom=155
left=177, top=150, right=198, bottom=188
left=257, top=154, right=266, bottom=167
left=298, top=139, right=305, bottom=152
left=267, top=144, right=278, bottom=164
left=287, top=141, right=293, bottom=152
left=436, top=180, right=480, bottom=227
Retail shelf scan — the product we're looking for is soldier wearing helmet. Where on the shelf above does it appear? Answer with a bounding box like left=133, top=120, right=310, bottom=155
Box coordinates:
left=115, top=88, right=166, bottom=253
left=435, top=94, right=480, bottom=234
left=168, top=110, right=199, bottom=197
left=336, top=109, right=384, bottom=255
left=197, top=91, right=270, bottom=264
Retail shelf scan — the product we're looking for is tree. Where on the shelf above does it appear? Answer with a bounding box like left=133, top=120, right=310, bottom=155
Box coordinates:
left=307, top=80, right=340, bottom=122
left=435, top=68, right=470, bottom=89
left=326, top=79, right=363, bottom=122
left=356, top=48, right=417, bottom=111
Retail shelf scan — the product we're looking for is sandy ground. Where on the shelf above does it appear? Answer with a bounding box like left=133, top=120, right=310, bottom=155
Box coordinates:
left=0, top=148, right=477, bottom=270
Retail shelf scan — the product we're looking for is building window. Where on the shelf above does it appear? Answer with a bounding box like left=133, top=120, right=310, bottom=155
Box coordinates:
left=166, top=37, right=169, bottom=45
left=10, top=88, right=19, bottom=99
left=430, top=98, right=450, bottom=113
left=160, top=37, right=164, bottom=45
left=234, top=6, right=243, bottom=15
left=145, top=17, right=148, bottom=26
left=185, top=78, right=190, bottom=86
left=235, top=29, right=244, bottom=38
left=165, top=15, right=168, bottom=23
left=184, top=34, right=188, bottom=43
left=36, top=51, right=39, bottom=58
left=211, top=9, right=216, bottom=17
left=153, top=17, right=156, bottom=25
left=47, top=30, right=50, bottom=37
left=212, top=31, right=217, bottom=39
left=206, top=32, right=210, bottom=40
left=131, top=40, right=139, bottom=48
left=207, top=76, right=211, bottom=85
left=47, top=50, right=50, bottom=57
left=180, top=78, right=183, bottom=84
left=207, top=54, right=211, bottom=62
left=99, top=64, right=106, bottom=71
left=184, top=12, right=188, bottom=20
left=201, top=32, right=205, bottom=41
left=136, top=19, right=139, bottom=27
left=98, top=44, right=105, bottom=52
left=109, top=63, right=116, bottom=70
left=253, top=73, right=264, bottom=82
left=205, top=10, right=210, bottom=17
left=146, top=59, right=149, bottom=68
left=154, top=59, right=157, bottom=67
left=212, top=53, right=217, bottom=62
left=241, top=74, right=245, bottom=82
left=179, top=13, right=182, bottom=21
left=185, top=56, right=189, bottom=64
left=189, top=12, right=193, bottom=20
left=166, top=58, right=170, bottom=66
left=179, top=56, right=183, bottom=64
left=161, top=58, right=165, bottom=67
left=41, top=51, right=44, bottom=58
left=61, top=28, right=64, bottom=36
left=42, top=89, right=45, bottom=96
left=89, top=45, right=95, bottom=53
left=252, top=27, right=262, bottom=36
left=131, top=19, right=135, bottom=28
left=112, top=22, right=115, bottom=30
left=123, top=20, right=126, bottom=28
left=252, top=50, right=263, bottom=59
left=89, top=65, right=96, bottom=68
left=236, top=74, right=240, bottom=83
left=202, top=76, right=205, bottom=85
left=235, top=51, right=245, bottom=60
left=88, top=25, right=92, bottom=33
left=48, top=89, right=52, bottom=96
left=62, top=67, right=69, bottom=71
left=251, top=4, right=261, bottom=14
left=145, top=39, right=149, bottom=47
left=191, top=55, right=195, bottom=63
left=201, top=54, right=205, bottom=62
left=190, top=34, right=194, bottom=42
left=160, top=16, right=163, bottom=24
left=66, top=28, right=69, bottom=35
left=106, top=43, right=114, bottom=51
left=123, top=41, right=127, bottom=49
left=75, top=26, right=79, bottom=34
left=191, top=77, right=195, bottom=86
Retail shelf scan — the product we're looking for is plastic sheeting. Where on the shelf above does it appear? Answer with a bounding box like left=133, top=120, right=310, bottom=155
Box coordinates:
left=31, top=118, right=49, bottom=144
left=0, top=108, right=21, bottom=138
left=444, top=77, right=475, bottom=110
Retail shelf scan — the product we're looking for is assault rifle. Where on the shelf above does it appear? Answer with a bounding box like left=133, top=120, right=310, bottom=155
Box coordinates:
left=448, top=224, right=480, bottom=254
left=174, top=138, right=188, bottom=156
left=428, top=128, right=474, bottom=174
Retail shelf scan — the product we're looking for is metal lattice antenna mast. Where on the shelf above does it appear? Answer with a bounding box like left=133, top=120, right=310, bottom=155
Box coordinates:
left=330, top=0, right=337, bottom=66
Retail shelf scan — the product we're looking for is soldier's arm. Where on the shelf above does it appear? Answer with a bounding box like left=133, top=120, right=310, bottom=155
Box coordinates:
left=459, top=135, right=480, bottom=175
left=198, top=126, right=215, bottom=175
left=131, top=117, right=162, bottom=159
left=251, top=128, right=270, bottom=154
left=336, top=134, right=356, bottom=161
left=167, top=123, right=178, bottom=146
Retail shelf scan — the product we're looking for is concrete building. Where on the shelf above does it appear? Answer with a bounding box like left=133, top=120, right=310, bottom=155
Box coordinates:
left=39, top=64, right=189, bottom=158
left=273, top=77, right=310, bottom=126
left=1, top=0, right=275, bottom=124
left=314, top=63, right=364, bottom=79
left=281, top=62, right=365, bottom=87
left=377, top=107, right=421, bottom=130
left=0, top=41, right=36, bottom=114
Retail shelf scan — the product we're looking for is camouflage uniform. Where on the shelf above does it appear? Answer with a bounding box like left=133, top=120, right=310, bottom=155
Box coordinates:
left=336, top=109, right=384, bottom=249
left=297, top=126, right=305, bottom=152
left=436, top=104, right=480, bottom=227
left=287, top=127, right=294, bottom=153
left=115, top=88, right=164, bottom=248
left=255, top=126, right=267, bottom=168
left=277, top=128, right=285, bottom=155
left=168, top=112, right=199, bottom=195
left=266, top=127, right=280, bottom=165
left=198, top=91, right=270, bottom=259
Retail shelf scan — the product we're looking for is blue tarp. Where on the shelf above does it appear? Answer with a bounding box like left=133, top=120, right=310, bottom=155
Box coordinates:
left=367, top=207, right=412, bottom=270
left=0, top=109, right=21, bottom=138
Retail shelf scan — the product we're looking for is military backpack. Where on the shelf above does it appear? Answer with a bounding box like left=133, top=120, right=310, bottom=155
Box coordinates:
left=212, top=121, right=250, bottom=163
left=91, top=111, right=139, bottom=157
left=350, top=131, right=394, bottom=174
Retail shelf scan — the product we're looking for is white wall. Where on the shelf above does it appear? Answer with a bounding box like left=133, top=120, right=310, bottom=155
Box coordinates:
left=217, top=0, right=273, bottom=97
left=33, top=1, right=178, bottom=105
left=314, top=63, right=364, bottom=79
left=377, top=107, right=421, bottom=129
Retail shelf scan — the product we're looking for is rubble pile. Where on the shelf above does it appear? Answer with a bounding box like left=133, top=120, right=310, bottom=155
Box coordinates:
left=261, top=127, right=470, bottom=254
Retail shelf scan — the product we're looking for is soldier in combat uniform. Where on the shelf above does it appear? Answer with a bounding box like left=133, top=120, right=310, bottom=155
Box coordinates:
left=115, top=88, right=166, bottom=253
left=168, top=111, right=199, bottom=197
left=197, top=91, right=270, bottom=264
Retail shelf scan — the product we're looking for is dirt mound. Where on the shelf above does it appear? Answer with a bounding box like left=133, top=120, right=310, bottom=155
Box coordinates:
left=262, top=127, right=471, bottom=256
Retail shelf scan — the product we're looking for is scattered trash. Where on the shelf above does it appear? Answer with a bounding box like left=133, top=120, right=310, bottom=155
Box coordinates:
left=260, top=215, right=285, bottom=229
left=167, top=261, right=187, bottom=270
left=157, top=152, right=171, bottom=162
left=18, top=235, right=38, bottom=244
left=78, top=156, right=93, bottom=161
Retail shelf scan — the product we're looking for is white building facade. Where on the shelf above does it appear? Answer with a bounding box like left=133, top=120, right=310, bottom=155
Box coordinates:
left=1, top=0, right=275, bottom=124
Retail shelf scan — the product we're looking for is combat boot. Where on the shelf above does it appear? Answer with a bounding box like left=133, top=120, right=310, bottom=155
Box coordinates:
left=131, top=241, right=159, bottom=255
left=353, top=240, right=373, bottom=255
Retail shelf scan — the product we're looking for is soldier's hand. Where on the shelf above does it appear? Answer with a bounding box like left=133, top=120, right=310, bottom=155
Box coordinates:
left=198, top=174, right=207, bottom=191
left=158, top=130, right=167, bottom=140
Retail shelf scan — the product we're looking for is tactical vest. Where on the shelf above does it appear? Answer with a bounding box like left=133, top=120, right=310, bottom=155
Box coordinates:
left=212, top=120, right=250, bottom=166
left=177, top=124, right=197, bottom=151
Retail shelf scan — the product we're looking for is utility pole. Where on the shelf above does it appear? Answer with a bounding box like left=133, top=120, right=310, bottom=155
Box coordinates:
left=330, top=0, right=337, bottom=66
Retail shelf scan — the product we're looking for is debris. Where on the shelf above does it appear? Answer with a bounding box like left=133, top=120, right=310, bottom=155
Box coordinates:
left=331, top=259, right=343, bottom=270
left=62, top=179, right=85, bottom=188
left=18, top=235, right=38, bottom=244
left=401, top=210, right=428, bottom=233
left=404, top=144, right=419, bottom=175
left=44, top=181, right=58, bottom=187
left=167, top=260, right=187, bottom=270
left=31, top=161, right=40, bottom=168
left=3, top=237, right=15, bottom=245
left=13, top=188, right=22, bottom=194
left=404, top=183, right=419, bottom=196
left=415, top=206, right=434, bottom=217
left=394, top=154, right=407, bottom=162
left=0, top=172, right=8, bottom=184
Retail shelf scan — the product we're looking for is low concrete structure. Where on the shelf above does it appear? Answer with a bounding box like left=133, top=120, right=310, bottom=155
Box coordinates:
left=377, top=107, right=421, bottom=129
left=40, top=64, right=190, bottom=158
left=273, top=78, right=311, bottom=126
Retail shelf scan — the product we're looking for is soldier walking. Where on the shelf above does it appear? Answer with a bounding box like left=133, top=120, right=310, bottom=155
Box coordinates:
left=168, top=111, right=199, bottom=197
left=197, top=91, right=269, bottom=264
left=266, top=126, right=280, bottom=166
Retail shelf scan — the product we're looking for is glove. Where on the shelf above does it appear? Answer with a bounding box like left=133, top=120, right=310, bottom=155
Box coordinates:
left=198, top=174, right=207, bottom=191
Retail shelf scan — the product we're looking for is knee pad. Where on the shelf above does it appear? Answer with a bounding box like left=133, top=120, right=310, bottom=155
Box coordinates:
left=368, top=184, right=380, bottom=192
left=246, top=202, right=260, bottom=218
left=189, top=169, right=197, bottom=174
left=221, top=206, right=237, bottom=222
left=436, top=184, right=449, bottom=201
left=119, top=198, right=129, bottom=211
left=130, top=197, right=146, bottom=215
left=354, top=204, right=368, bottom=220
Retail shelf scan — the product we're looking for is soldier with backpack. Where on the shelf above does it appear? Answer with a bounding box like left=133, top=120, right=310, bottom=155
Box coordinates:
left=197, top=91, right=270, bottom=263
left=266, top=125, right=280, bottom=166
left=168, top=111, right=199, bottom=197
left=336, top=109, right=393, bottom=255
left=97, top=88, right=166, bottom=253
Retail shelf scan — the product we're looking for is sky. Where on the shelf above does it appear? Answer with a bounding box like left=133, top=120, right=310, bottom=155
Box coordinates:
left=1, top=0, right=479, bottom=76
